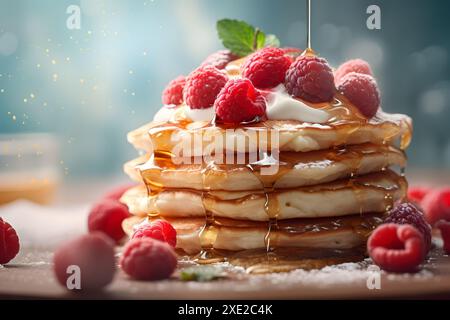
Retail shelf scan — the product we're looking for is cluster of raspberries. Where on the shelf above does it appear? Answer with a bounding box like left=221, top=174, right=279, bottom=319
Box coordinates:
left=162, top=47, right=381, bottom=125
left=52, top=185, right=179, bottom=291
left=367, top=187, right=450, bottom=273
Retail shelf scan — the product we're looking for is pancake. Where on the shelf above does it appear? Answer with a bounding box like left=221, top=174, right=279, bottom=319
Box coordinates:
left=124, top=143, right=406, bottom=191
left=122, top=214, right=383, bottom=254
left=120, top=170, right=407, bottom=221
left=128, top=103, right=412, bottom=156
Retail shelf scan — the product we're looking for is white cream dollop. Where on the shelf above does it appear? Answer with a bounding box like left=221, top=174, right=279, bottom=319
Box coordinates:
left=266, top=85, right=330, bottom=123
left=184, top=106, right=215, bottom=122
left=153, top=105, right=178, bottom=122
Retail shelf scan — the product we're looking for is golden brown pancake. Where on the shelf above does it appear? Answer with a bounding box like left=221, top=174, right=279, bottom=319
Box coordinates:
left=128, top=104, right=412, bottom=155
left=122, top=214, right=383, bottom=254
left=120, top=170, right=406, bottom=221
left=124, top=143, right=406, bottom=191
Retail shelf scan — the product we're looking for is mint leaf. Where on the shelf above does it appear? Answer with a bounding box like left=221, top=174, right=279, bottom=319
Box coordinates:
left=265, top=34, right=281, bottom=48
left=216, top=19, right=282, bottom=56
left=180, top=266, right=226, bottom=282
left=255, top=29, right=266, bottom=51
left=217, top=19, right=266, bottom=57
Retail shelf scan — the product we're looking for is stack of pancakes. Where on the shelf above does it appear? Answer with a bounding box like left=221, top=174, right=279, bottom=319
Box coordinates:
left=121, top=103, right=412, bottom=257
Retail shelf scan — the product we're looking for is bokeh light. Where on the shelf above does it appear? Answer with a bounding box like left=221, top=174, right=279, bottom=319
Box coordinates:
left=0, top=0, right=449, bottom=179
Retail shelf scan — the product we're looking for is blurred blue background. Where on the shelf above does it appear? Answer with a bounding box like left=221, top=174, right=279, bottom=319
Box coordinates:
left=1, top=0, right=449, bottom=180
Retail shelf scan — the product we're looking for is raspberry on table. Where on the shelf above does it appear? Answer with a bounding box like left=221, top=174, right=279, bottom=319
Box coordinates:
left=385, top=202, right=432, bottom=252
left=437, top=221, right=450, bottom=254
left=88, top=199, right=131, bottom=243
left=132, top=220, right=177, bottom=248
left=53, top=233, right=116, bottom=291
left=183, top=66, right=228, bottom=109
left=368, top=223, right=426, bottom=273
left=103, top=183, right=136, bottom=201
left=0, top=217, right=20, bottom=265
left=407, top=186, right=431, bottom=206
left=162, top=75, right=186, bottom=105
left=120, top=238, right=177, bottom=281
left=337, top=72, right=380, bottom=118
left=214, top=78, right=266, bottom=125
left=200, top=50, right=239, bottom=70
left=241, top=47, right=292, bottom=89
left=334, top=59, right=373, bottom=86
left=422, top=188, right=450, bottom=225
left=285, top=55, right=335, bottom=103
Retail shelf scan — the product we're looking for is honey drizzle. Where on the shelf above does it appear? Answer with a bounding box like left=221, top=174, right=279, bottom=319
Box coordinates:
left=306, top=0, right=312, bottom=50
left=246, top=154, right=281, bottom=261
left=337, top=147, right=364, bottom=215
left=139, top=143, right=403, bottom=191
left=142, top=152, right=171, bottom=217
left=196, top=160, right=226, bottom=263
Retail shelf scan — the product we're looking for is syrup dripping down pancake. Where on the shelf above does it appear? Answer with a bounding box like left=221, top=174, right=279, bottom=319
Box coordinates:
left=124, top=143, right=406, bottom=191
left=122, top=213, right=383, bottom=254
left=120, top=170, right=406, bottom=221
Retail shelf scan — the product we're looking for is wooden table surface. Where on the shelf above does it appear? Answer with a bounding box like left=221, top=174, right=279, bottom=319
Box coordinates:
left=1, top=245, right=449, bottom=300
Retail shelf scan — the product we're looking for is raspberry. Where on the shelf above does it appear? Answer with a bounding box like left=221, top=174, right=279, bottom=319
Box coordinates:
left=214, top=79, right=266, bottom=125
left=407, top=186, right=431, bottom=205
left=385, top=202, right=432, bottom=252
left=0, top=218, right=20, bottom=265
left=132, top=220, right=177, bottom=248
left=285, top=55, right=335, bottom=103
left=337, top=72, right=380, bottom=118
left=120, top=238, right=177, bottom=281
left=283, top=47, right=302, bottom=55
left=53, top=233, right=116, bottom=291
left=368, top=223, right=426, bottom=273
left=422, top=188, right=450, bottom=225
left=103, top=183, right=136, bottom=201
left=334, top=59, right=373, bottom=85
left=88, top=199, right=131, bottom=243
left=200, top=50, right=239, bottom=70
left=437, top=221, right=450, bottom=254
left=162, top=75, right=186, bottom=105
left=183, top=66, right=228, bottom=109
left=282, top=48, right=302, bottom=63
left=241, top=47, right=292, bottom=89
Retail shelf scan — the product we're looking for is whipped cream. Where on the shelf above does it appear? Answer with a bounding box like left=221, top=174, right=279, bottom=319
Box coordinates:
left=153, top=105, right=178, bottom=122
left=266, top=85, right=330, bottom=123
left=184, top=106, right=215, bottom=122
left=156, top=86, right=331, bottom=124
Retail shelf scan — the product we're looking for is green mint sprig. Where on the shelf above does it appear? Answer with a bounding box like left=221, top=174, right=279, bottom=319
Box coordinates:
left=217, top=19, right=280, bottom=57
left=180, top=266, right=227, bottom=282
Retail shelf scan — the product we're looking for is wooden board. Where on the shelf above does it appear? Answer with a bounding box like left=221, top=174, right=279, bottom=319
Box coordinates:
left=1, top=246, right=450, bottom=299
